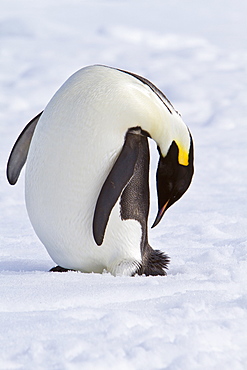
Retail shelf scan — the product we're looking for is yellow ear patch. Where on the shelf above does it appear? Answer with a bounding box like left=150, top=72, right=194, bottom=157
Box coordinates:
left=175, top=141, right=189, bottom=166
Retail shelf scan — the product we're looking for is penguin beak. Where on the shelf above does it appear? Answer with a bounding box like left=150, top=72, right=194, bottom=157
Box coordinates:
left=152, top=200, right=170, bottom=228
left=151, top=136, right=194, bottom=228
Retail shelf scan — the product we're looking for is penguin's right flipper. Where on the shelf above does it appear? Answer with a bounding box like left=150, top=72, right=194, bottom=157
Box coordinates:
left=7, top=112, right=43, bottom=185
left=93, top=131, right=140, bottom=246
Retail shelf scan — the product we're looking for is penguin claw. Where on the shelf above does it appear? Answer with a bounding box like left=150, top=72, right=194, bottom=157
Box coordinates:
left=49, top=266, right=76, bottom=272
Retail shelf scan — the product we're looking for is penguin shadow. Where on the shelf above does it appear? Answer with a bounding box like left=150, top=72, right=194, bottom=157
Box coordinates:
left=0, top=259, right=51, bottom=273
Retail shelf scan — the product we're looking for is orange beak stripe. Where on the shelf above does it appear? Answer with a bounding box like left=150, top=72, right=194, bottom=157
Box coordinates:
left=160, top=200, right=169, bottom=215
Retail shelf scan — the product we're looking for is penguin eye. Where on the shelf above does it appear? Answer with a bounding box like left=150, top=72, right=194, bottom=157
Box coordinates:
left=167, top=181, right=173, bottom=192
left=177, top=179, right=186, bottom=192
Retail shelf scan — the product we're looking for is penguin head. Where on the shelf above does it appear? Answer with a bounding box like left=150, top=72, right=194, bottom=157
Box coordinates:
left=152, top=131, right=194, bottom=228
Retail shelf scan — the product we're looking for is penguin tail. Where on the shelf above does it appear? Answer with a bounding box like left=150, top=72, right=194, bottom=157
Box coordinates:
left=138, top=247, right=170, bottom=276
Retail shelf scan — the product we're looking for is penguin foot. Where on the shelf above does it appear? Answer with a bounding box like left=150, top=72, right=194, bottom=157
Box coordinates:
left=139, top=248, right=170, bottom=276
left=49, top=266, right=76, bottom=272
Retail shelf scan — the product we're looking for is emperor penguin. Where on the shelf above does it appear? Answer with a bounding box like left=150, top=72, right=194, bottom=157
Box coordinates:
left=7, top=65, right=194, bottom=276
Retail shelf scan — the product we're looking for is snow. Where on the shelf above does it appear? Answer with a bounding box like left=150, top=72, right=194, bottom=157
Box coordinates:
left=1, top=0, right=247, bottom=368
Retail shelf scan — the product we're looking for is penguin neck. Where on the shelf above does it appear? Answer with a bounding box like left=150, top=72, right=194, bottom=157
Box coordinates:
left=137, top=105, right=188, bottom=163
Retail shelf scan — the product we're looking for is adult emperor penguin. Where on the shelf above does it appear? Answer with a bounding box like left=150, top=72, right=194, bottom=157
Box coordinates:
left=7, top=65, right=194, bottom=276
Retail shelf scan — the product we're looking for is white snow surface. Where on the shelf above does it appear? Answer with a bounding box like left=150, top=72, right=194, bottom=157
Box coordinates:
left=1, top=0, right=247, bottom=369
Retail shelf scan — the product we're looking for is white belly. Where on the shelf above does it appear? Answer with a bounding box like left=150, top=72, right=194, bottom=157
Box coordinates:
left=25, top=67, right=144, bottom=275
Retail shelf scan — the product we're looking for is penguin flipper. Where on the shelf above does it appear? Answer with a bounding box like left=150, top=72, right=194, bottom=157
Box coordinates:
left=93, top=131, right=140, bottom=246
left=7, top=112, right=43, bottom=185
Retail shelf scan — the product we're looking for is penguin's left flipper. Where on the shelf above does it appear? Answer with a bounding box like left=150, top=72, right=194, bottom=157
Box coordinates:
left=7, top=112, right=43, bottom=185
left=93, top=129, right=140, bottom=246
